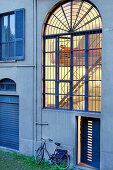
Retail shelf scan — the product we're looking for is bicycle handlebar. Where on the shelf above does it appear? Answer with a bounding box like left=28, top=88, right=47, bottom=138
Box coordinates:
left=41, top=138, right=53, bottom=142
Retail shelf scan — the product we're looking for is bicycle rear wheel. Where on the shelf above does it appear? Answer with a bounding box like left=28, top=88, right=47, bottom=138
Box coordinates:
left=35, top=147, right=44, bottom=164
left=55, top=154, right=70, bottom=170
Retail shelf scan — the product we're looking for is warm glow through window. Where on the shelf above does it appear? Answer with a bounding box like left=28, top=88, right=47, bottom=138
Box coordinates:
left=42, top=0, right=102, bottom=112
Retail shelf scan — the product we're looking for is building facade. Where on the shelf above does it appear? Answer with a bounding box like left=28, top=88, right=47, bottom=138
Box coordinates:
left=0, top=0, right=113, bottom=169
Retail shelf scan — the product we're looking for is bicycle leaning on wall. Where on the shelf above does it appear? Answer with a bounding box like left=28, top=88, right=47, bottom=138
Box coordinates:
left=35, top=138, right=70, bottom=170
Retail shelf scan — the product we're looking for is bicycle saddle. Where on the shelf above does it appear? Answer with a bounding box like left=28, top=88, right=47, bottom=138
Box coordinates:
left=55, top=142, right=61, bottom=146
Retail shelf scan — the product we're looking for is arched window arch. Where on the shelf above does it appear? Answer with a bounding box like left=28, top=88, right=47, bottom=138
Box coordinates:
left=42, top=0, right=102, bottom=112
left=0, top=78, right=16, bottom=91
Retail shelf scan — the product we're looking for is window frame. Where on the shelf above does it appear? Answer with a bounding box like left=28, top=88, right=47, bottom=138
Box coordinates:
left=0, top=12, right=15, bottom=61
left=0, top=8, right=25, bottom=61
left=0, top=78, right=16, bottom=91
left=42, top=0, right=102, bottom=113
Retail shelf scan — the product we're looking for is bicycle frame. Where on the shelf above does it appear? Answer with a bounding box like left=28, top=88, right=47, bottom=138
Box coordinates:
left=42, top=141, right=54, bottom=159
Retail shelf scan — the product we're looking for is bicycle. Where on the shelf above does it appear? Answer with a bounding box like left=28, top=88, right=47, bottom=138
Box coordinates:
left=35, top=138, right=70, bottom=170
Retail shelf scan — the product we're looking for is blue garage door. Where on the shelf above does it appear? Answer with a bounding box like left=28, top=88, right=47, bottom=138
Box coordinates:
left=81, top=117, right=100, bottom=168
left=0, top=95, right=19, bottom=150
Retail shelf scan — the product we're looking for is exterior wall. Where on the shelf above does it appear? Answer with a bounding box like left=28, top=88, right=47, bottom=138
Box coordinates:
left=0, top=0, right=35, bottom=155
left=99, top=1, right=113, bottom=169
left=0, top=0, right=113, bottom=169
left=36, top=0, right=113, bottom=169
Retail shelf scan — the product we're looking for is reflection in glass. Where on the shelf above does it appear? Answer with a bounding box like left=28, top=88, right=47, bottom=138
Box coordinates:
left=2, top=16, right=8, bottom=42
left=10, top=14, right=15, bottom=40
left=1, top=14, right=15, bottom=59
left=2, top=16, right=8, bottom=59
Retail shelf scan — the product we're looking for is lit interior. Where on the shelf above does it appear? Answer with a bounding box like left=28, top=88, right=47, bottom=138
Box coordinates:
left=43, top=0, right=102, bottom=112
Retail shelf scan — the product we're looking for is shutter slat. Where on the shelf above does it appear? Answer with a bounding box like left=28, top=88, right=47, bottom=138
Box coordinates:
left=0, top=17, right=2, bottom=59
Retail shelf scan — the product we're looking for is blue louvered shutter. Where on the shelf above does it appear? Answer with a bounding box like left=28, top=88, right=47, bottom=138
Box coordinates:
left=0, top=17, right=2, bottom=60
left=15, top=8, right=25, bottom=60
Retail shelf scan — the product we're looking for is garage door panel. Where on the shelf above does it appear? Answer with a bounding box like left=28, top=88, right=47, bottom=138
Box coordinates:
left=0, top=117, right=19, bottom=122
left=0, top=95, right=19, bottom=150
left=0, top=141, right=19, bottom=150
left=0, top=126, right=19, bottom=132
left=0, top=103, right=19, bottom=111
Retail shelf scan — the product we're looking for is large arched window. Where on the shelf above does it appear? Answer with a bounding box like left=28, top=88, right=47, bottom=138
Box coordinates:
left=42, top=0, right=102, bottom=112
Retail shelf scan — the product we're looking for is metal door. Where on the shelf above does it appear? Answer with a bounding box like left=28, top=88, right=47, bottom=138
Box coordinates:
left=81, top=117, right=100, bottom=168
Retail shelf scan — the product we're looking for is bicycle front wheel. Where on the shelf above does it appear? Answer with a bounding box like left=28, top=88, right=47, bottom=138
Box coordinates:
left=35, top=147, right=44, bottom=164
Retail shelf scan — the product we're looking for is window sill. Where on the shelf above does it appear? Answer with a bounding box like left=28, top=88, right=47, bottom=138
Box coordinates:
left=42, top=107, right=101, bottom=114
left=0, top=91, right=17, bottom=95
left=42, top=108, right=102, bottom=118
left=0, top=60, right=17, bottom=63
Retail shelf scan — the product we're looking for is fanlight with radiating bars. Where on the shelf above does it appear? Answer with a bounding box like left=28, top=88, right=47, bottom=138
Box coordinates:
left=45, top=0, right=102, bottom=35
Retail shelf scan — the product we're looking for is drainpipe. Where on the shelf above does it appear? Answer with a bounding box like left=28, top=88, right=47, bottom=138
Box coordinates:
left=35, top=0, right=38, bottom=143
left=34, top=0, right=49, bottom=153
left=33, top=0, right=38, bottom=154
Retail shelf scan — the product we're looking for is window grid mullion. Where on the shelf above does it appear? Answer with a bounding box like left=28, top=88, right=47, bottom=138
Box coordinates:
left=43, top=37, right=46, bottom=108
left=55, top=36, right=59, bottom=108
left=70, top=34, right=73, bottom=110
left=85, top=33, right=89, bottom=111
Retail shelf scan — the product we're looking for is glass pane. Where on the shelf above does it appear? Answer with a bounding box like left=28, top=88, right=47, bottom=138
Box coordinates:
left=88, top=81, right=101, bottom=97
left=73, top=50, right=85, bottom=66
left=88, top=33, right=102, bottom=68
left=73, top=35, right=85, bottom=66
left=59, top=67, right=70, bottom=80
left=72, top=1, right=81, bottom=26
left=10, top=14, right=15, bottom=41
left=9, top=41, right=14, bottom=58
left=73, top=96, right=85, bottom=110
left=73, top=81, right=85, bottom=95
left=45, top=39, right=55, bottom=52
left=62, top=2, right=71, bottom=28
left=2, top=16, right=8, bottom=42
left=59, top=35, right=71, bottom=66
left=45, top=81, right=55, bottom=94
left=2, top=43, right=8, bottom=59
left=88, top=49, right=102, bottom=66
left=59, top=82, right=70, bottom=94
left=45, top=53, right=55, bottom=66
left=45, top=67, right=55, bottom=80
left=88, top=97, right=101, bottom=112
left=2, top=16, right=8, bottom=59
left=88, top=66, right=101, bottom=81
left=73, top=66, right=85, bottom=80
left=45, top=94, right=55, bottom=108
left=88, top=34, right=102, bottom=49
left=59, top=95, right=69, bottom=109
left=73, top=35, right=85, bottom=49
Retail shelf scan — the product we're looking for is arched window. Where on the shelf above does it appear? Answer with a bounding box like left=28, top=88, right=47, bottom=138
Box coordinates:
left=42, top=0, right=102, bottom=112
left=0, top=78, right=16, bottom=91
